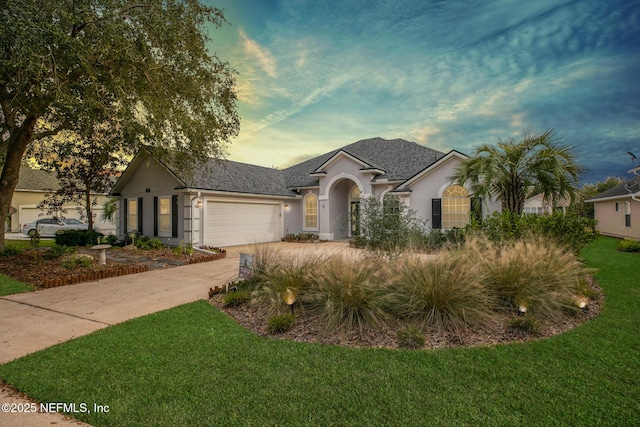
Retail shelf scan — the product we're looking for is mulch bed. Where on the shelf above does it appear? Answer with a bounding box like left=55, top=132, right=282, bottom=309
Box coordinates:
left=210, top=276, right=603, bottom=350
left=0, top=246, right=225, bottom=289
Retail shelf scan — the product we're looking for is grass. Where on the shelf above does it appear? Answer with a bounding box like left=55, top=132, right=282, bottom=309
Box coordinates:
left=0, top=274, right=32, bottom=296
left=2, top=239, right=56, bottom=251
left=0, top=237, right=638, bottom=426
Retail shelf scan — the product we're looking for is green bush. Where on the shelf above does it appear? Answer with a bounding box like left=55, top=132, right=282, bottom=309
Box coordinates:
left=508, top=315, right=542, bottom=335
left=42, top=245, right=76, bottom=260
left=62, top=255, right=93, bottom=270
left=396, top=327, right=425, bottom=349
left=357, top=194, right=428, bottom=255
left=223, top=291, right=250, bottom=308
left=617, top=238, right=640, bottom=252
left=267, top=313, right=295, bottom=334
left=389, top=254, right=495, bottom=332
left=469, top=211, right=596, bottom=253
left=0, top=246, right=22, bottom=257
left=55, top=229, right=104, bottom=247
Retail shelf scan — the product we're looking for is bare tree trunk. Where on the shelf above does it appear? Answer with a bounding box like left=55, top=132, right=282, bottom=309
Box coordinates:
left=0, top=117, right=37, bottom=251
left=84, top=179, right=94, bottom=232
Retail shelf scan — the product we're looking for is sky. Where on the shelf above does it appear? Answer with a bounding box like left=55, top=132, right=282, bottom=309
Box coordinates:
left=205, top=0, right=640, bottom=184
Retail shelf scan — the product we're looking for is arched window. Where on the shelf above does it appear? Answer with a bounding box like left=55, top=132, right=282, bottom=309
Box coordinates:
left=304, top=194, right=318, bottom=230
left=442, top=185, right=470, bottom=229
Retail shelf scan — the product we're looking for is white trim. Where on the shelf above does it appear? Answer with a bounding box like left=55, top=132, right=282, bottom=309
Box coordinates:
left=313, top=150, right=371, bottom=172
left=179, top=188, right=298, bottom=201
left=322, top=172, right=364, bottom=198
left=400, top=150, right=468, bottom=189
left=586, top=194, right=635, bottom=203
left=303, top=193, right=319, bottom=231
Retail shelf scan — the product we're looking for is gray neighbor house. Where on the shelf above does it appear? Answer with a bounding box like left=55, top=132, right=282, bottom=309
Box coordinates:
left=109, top=137, right=500, bottom=247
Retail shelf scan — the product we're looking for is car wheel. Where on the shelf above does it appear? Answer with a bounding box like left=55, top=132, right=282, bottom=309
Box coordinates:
left=28, top=229, right=38, bottom=237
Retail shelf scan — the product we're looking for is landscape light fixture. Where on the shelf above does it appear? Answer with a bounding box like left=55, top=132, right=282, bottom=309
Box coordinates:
left=518, top=305, right=528, bottom=315
left=284, top=288, right=296, bottom=315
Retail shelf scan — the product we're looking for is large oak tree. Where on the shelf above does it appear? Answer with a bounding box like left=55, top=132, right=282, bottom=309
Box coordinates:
left=0, top=0, right=239, bottom=249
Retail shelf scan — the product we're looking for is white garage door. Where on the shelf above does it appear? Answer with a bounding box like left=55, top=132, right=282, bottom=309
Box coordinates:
left=204, top=201, right=282, bottom=247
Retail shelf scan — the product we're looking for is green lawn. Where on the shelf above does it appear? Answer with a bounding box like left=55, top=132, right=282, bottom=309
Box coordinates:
left=0, top=237, right=638, bottom=426
left=0, top=274, right=32, bottom=296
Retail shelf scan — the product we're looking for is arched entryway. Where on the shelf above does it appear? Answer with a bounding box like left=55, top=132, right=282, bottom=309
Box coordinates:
left=325, top=176, right=363, bottom=240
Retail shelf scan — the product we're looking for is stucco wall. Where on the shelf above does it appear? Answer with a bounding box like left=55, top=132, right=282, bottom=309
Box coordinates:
left=594, top=198, right=640, bottom=240
left=118, top=155, right=184, bottom=245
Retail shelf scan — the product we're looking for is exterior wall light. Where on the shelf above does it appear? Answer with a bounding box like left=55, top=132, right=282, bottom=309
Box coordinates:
left=195, top=199, right=203, bottom=209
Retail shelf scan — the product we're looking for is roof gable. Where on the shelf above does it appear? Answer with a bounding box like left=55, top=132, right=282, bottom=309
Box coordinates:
left=16, top=167, right=60, bottom=191
left=395, top=150, right=468, bottom=190
left=585, top=178, right=639, bottom=202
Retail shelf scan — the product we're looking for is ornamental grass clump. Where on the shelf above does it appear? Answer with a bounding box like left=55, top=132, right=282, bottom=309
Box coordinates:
left=388, top=254, right=495, bottom=332
left=465, top=235, right=592, bottom=321
left=251, top=254, right=320, bottom=317
left=301, top=255, right=393, bottom=336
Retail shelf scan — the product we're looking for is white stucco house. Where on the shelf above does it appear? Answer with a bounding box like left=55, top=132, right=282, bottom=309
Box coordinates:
left=109, top=137, right=500, bottom=247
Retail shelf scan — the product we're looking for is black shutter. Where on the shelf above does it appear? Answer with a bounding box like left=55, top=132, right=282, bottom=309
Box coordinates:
left=172, top=195, right=178, bottom=238
left=123, top=199, right=128, bottom=233
left=153, top=197, right=158, bottom=236
left=432, top=198, right=442, bottom=229
left=138, top=198, right=143, bottom=233
left=471, top=197, right=482, bottom=222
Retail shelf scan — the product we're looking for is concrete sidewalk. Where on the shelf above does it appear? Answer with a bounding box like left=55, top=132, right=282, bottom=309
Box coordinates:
left=0, top=241, right=355, bottom=426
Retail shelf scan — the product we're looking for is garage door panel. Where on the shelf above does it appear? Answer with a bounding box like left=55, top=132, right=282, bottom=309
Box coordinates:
left=204, top=201, right=281, bottom=247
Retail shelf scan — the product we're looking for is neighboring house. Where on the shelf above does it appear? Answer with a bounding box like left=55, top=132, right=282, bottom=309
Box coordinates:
left=524, top=193, right=570, bottom=214
left=110, top=137, right=501, bottom=247
left=6, top=167, right=116, bottom=234
left=585, top=177, right=640, bottom=240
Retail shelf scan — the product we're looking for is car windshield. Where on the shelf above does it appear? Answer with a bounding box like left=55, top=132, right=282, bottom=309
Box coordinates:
left=63, top=219, right=84, bottom=225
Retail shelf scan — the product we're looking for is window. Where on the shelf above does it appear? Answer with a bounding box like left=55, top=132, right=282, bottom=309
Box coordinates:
left=158, top=196, right=172, bottom=237
left=615, top=202, right=619, bottom=212
left=127, top=198, right=138, bottom=232
left=304, top=194, right=318, bottom=230
left=442, top=185, right=470, bottom=229
left=625, top=202, right=631, bottom=228
left=383, top=193, right=400, bottom=218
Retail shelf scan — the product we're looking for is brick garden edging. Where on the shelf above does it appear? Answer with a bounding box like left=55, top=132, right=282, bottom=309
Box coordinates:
left=41, top=249, right=227, bottom=289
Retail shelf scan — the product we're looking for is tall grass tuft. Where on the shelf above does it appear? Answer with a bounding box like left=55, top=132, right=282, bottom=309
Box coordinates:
left=465, top=235, right=592, bottom=320
left=389, top=254, right=495, bottom=332
left=301, top=255, right=393, bottom=335
left=250, top=249, right=322, bottom=317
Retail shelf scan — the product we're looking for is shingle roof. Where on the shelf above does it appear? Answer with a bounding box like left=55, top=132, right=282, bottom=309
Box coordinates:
left=587, top=178, right=639, bottom=201
left=178, top=158, right=297, bottom=197
left=283, top=137, right=444, bottom=189
left=16, top=167, right=59, bottom=191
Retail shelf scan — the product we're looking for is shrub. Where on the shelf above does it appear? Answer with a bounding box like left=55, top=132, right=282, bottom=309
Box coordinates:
left=509, top=316, right=542, bottom=335
left=223, top=291, right=250, bottom=308
left=617, top=238, right=640, bottom=252
left=104, top=234, right=120, bottom=246
left=466, top=235, right=592, bottom=321
left=301, top=255, right=392, bottom=335
left=62, top=255, right=93, bottom=270
left=55, top=229, right=104, bottom=247
left=267, top=313, right=295, bottom=334
left=0, top=246, right=22, bottom=257
left=470, top=211, right=596, bottom=253
left=42, top=245, right=76, bottom=260
left=357, top=194, right=428, bottom=256
left=388, top=254, right=495, bottom=332
left=396, top=327, right=425, bottom=349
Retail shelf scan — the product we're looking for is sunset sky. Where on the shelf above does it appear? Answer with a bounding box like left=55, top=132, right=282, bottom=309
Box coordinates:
left=207, top=0, right=640, bottom=183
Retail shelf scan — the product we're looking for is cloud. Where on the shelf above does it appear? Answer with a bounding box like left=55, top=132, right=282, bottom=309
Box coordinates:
left=238, top=28, right=277, bottom=78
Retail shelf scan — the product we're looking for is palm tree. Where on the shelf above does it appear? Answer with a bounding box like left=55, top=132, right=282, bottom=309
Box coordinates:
left=453, top=129, right=581, bottom=214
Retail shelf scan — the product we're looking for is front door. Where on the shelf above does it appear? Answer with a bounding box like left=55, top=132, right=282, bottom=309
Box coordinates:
left=350, top=201, right=360, bottom=236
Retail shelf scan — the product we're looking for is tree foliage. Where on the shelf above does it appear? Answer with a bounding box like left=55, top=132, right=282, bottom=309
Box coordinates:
left=452, top=129, right=581, bottom=214
left=0, top=0, right=239, bottom=249
left=568, top=176, right=624, bottom=218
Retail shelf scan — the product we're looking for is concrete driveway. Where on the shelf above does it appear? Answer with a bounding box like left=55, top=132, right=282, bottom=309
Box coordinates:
left=0, top=241, right=356, bottom=426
